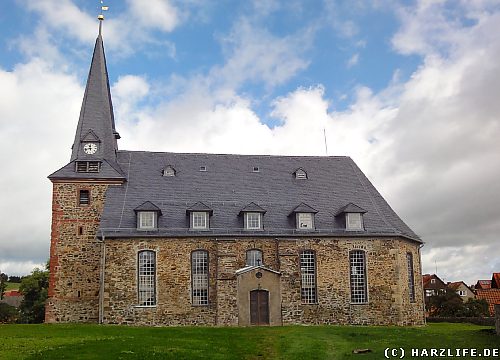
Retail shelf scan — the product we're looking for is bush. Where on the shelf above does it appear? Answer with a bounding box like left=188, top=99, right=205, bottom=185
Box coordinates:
left=0, top=303, right=19, bottom=323
left=18, top=267, right=49, bottom=324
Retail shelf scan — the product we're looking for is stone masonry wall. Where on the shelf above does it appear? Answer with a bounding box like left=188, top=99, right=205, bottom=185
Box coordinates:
left=45, top=182, right=111, bottom=323
left=102, top=236, right=424, bottom=326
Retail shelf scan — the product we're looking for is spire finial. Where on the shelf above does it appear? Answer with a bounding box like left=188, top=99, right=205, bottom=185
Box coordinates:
left=97, top=1, right=109, bottom=36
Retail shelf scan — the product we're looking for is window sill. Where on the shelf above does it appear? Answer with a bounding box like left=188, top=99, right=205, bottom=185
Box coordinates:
left=191, top=304, right=210, bottom=307
left=136, top=228, right=158, bottom=231
left=350, top=302, right=369, bottom=305
left=134, top=305, right=157, bottom=308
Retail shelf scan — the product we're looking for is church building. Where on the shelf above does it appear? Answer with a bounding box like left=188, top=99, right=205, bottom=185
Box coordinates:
left=46, top=21, right=425, bottom=326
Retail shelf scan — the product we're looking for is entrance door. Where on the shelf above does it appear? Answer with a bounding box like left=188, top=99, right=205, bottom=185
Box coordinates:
left=250, top=290, right=269, bottom=325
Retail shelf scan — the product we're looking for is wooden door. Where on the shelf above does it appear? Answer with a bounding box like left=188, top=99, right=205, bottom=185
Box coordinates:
left=250, top=290, right=269, bottom=325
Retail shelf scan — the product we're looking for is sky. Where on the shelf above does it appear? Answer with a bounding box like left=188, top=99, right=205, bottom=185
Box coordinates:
left=0, top=0, right=499, bottom=285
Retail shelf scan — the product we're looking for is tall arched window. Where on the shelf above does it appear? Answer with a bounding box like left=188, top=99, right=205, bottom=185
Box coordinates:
left=246, top=249, right=263, bottom=266
left=300, top=250, right=317, bottom=304
left=349, top=250, right=367, bottom=303
left=407, top=252, right=415, bottom=302
left=138, top=250, right=156, bottom=306
left=191, top=250, right=209, bottom=305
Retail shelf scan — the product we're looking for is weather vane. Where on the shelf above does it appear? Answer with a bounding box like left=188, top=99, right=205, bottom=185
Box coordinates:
left=98, top=0, right=109, bottom=35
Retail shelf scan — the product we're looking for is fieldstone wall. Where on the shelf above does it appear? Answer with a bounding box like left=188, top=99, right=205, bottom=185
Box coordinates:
left=45, top=182, right=111, bottom=323
left=102, top=236, right=424, bottom=326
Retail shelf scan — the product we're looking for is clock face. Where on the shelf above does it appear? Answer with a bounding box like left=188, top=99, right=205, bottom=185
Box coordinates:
left=83, top=143, right=98, bottom=155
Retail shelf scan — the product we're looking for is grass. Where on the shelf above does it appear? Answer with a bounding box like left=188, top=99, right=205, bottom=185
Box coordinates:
left=4, top=283, right=20, bottom=291
left=0, top=323, right=497, bottom=359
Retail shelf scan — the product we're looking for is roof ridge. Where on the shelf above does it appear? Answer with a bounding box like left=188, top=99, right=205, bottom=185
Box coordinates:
left=117, top=150, right=349, bottom=159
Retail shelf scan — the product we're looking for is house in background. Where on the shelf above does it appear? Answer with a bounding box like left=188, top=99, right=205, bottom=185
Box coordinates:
left=0, top=290, right=23, bottom=308
left=475, top=273, right=500, bottom=316
left=422, top=274, right=447, bottom=305
left=447, top=281, right=474, bottom=302
left=474, top=280, right=491, bottom=290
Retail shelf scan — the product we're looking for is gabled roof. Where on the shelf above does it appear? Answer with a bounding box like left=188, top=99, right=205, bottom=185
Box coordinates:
left=475, top=280, right=492, bottom=289
left=81, top=129, right=101, bottom=142
left=134, top=201, right=162, bottom=215
left=99, top=153, right=421, bottom=241
left=335, top=203, right=367, bottom=215
left=475, top=289, right=500, bottom=315
left=239, top=202, right=266, bottom=214
left=422, top=274, right=446, bottom=288
left=492, top=273, right=500, bottom=288
left=186, top=202, right=213, bottom=215
left=447, top=281, right=472, bottom=292
left=290, top=202, right=318, bottom=214
left=235, top=265, right=281, bottom=276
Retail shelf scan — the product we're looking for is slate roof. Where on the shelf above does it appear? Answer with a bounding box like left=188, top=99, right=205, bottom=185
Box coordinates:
left=134, top=201, right=162, bottom=214
left=98, top=151, right=421, bottom=241
left=186, top=202, right=213, bottom=215
left=335, top=203, right=367, bottom=215
left=239, top=202, right=266, bottom=214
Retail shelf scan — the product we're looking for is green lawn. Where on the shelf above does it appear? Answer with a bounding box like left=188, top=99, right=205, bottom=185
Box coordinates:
left=4, top=283, right=20, bottom=291
left=0, top=323, right=497, bottom=359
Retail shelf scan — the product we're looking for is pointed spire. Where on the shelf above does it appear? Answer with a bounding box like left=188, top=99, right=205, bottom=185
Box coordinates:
left=70, top=20, right=119, bottom=162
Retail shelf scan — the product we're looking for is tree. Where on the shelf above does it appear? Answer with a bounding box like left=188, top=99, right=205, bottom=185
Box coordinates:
left=0, top=272, right=7, bottom=300
left=8, top=275, right=21, bottom=283
left=18, top=266, right=49, bottom=323
left=460, top=298, right=489, bottom=317
left=426, top=289, right=463, bottom=317
left=0, top=303, right=19, bottom=323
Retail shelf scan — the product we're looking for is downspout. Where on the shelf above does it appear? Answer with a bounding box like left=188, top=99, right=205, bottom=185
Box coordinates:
left=418, top=243, right=426, bottom=326
left=98, top=231, right=106, bottom=324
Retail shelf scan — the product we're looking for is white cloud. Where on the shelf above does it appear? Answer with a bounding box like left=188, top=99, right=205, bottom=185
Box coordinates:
left=346, top=53, right=359, bottom=68
left=126, top=0, right=179, bottom=32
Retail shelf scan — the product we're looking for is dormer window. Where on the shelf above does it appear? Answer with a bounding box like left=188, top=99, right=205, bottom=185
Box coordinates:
left=134, top=201, right=162, bottom=230
left=346, top=213, right=363, bottom=231
left=239, top=202, right=266, bottom=230
left=191, top=211, right=209, bottom=230
left=252, top=167, right=260, bottom=173
left=199, top=166, right=207, bottom=172
left=294, top=168, right=308, bottom=180
left=297, top=213, right=314, bottom=230
left=163, top=165, right=176, bottom=177
left=290, top=203, right=318, bottom=230
left=186, top=202, right=213, bottom=230
left=245, top=212, right=262, bottom=230
left=139, top=211, right=156, bottom=229
left=335, top=203, right=367, bottom=232
left=76, top=161, right=100, bottom=173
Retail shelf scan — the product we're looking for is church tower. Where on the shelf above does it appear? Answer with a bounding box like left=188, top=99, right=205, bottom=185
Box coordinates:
left=46, top=18, right=125, bottom=322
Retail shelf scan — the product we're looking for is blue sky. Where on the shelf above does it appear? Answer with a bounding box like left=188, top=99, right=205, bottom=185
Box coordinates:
left=0, top=0, right=500, bottom=285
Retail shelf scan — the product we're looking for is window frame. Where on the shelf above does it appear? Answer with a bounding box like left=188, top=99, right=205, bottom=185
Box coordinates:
left=78, top=189, right=90, bottom=206
left=458, top=290, right=466, bottom=296
left=137, top=250, right=156, bottom=307
left=138, top=211, right=156, bottom=230
left=299, top=250, right=317, bottom=304
left=349, top=249, right=368, bottom=304
left=296, top=212, right=314, bottom=230
left=191, top=211, right=209, bottom=230
left=245, top=212, right=262, bottom=230
left=346, top=212, right=364, bottom=231
left=191, top=250, right=209, bottom=306
left=246, top=249, right=263, bottom=266
left=406, top=252, right=416, bottom=303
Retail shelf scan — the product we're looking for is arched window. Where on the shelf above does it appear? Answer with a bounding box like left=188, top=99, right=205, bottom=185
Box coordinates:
left=300, top=250, right=317, bottom=304
left=138, top=250, right=156, bottom=306
left=191, top=250, right=209, bottom=305
left=349, top=250, right=367, bottom=303
left=407, top=252, right=415, bottom=302
left=246, top=249, right=263, bottom=266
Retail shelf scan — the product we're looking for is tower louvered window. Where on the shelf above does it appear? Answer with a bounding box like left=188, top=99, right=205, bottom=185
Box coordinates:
left=76, top=161, right=101, bottom=173
left=407, top=252, right=415, bottom=302
left=350, top=250, right=367, bottom=303
left=138, top=251, right=156, bottom=306
left=192, top=250, right=209, bottom=305
left=300, top=250, right=317, bottom=304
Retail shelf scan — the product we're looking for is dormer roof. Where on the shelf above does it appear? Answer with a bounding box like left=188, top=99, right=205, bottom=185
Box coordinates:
left=134, top=201, right=162, bottom=215
left=186, top=202, right=213, bottom=215
left=335, top=203, right=367, bottom=216
left=290, top=203, right=318, bottom=215
left=239, top=202, right=266, bottom=214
